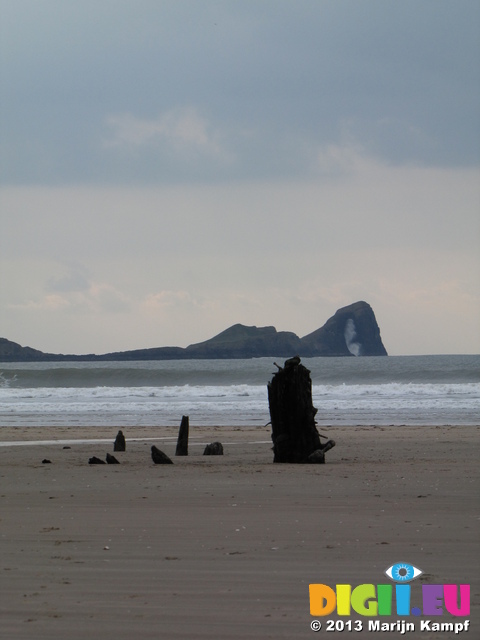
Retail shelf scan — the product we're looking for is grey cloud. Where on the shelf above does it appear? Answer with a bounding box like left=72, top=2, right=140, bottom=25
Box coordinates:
left=1, top=1, right=478, bottom=185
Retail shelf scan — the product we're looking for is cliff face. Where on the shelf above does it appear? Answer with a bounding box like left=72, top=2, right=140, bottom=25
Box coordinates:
left=0, top=301, right=387, bottom=361
left=300, top=301, right=388, bottom=357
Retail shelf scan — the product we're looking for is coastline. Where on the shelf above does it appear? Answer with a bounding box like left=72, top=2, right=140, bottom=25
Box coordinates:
left=1, top=424, right=478, bottom=639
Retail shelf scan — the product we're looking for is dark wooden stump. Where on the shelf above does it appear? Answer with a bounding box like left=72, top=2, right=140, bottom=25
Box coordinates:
left=113, top=430, right=126, bottom=452
left=175, top=415, right=189, bottom=456
left=268, top=356, right=335, bottom=463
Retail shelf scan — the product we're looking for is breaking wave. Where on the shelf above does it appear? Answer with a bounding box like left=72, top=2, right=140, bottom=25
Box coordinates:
left=0, top=355, right=478, bottom=427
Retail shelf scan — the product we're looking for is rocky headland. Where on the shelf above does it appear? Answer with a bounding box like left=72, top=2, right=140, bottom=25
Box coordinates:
left=0, top=301, right=387, bottom=361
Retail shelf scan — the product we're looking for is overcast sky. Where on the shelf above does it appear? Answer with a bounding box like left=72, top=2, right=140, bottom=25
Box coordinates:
left=1, top=0, right=479, bottom=356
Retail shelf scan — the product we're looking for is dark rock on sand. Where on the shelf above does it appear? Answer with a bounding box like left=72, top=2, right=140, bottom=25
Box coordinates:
left=151, top=445, right=173, bottom=465
left=106, top=453, right=120, bottom=464
left=203, top=442, right=224, bottom=455
left=88, top=456, right=106, bottom=465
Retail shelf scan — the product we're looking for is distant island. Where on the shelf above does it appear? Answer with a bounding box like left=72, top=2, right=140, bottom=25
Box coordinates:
left=0, top=301, right=387, bottom=361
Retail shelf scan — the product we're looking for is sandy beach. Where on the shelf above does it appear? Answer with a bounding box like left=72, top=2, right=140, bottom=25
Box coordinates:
left=0, top=424, right=478, bottom=639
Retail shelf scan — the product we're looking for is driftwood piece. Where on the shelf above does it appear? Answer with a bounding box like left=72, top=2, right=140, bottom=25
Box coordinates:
left=307, top=449, right=326, bottom=464
left=151, top=445, right=173, bottom=465
left=175, top=415, right=189, bottom=456
left=203, top=442, right=224, bottom=456
left=113, top=430, right=126, bottom=452
left=268, top=356, right=335, bottom=463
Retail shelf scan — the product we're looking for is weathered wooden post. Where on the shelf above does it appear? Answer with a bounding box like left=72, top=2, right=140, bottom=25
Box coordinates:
left=267, top=356, right=335, bottom=463
left=175, top=415, right=189, bottom=456
left=113, top=429, right=126, bottom=452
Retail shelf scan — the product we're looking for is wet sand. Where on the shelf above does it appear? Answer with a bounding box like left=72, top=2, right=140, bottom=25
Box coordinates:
left=0, top=424, right=478, bottom=639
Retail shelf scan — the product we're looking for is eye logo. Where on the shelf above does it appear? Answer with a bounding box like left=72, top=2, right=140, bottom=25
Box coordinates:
left=385, top=562, right=422, bottom=583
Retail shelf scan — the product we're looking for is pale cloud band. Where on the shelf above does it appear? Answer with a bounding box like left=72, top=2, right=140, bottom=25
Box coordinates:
left=104, top=107, right=229, bottom=160
left=1, top=152, right=478, bottom=355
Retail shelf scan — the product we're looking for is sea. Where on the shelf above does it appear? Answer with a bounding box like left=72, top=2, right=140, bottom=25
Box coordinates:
left=0, top=355, right=479, bottom=430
